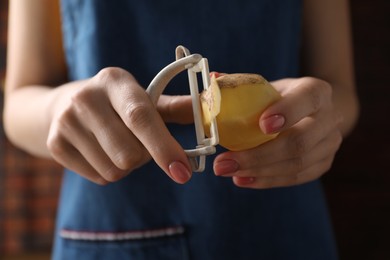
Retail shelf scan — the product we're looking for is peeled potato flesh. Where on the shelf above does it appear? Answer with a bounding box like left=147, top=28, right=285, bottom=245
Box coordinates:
left=200, top=73, right=281, bottom=151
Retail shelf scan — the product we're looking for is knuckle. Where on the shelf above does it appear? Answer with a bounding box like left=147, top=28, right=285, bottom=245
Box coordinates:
left=311, top=91, right=321, bottom=112
left=94, top=67, right=140, bottom=96
left=94, top=179, right=110, bottom=186
left=318, top=79, right=333, bottom=97
left=71, top=88, right=92, bottom=106
left=94, top=67, right=136, bottom=91
left=113, top=153, right=131, bottom=170
left=109, top=145, right=151, bottom=173
left=46, top=132, right=66, bottom=158
left=289, top=133, right=309, bottom=156
left=84, top=172, right=111, bottom=186
left=307, top=85, right=322, bottom=112
left=53, top=107, right=77, bottom=134
left=302, top=77, right=332, bottom=112
left=104, top=174, right=122, bottom=183
left=125, top=102, right=154, bottom=128
left=291, top=156, right=305, bottom=173
left=102, top=166, right=127, bottom=182
left=47, top=112, right=76, bottom=157
left=95, top=67, right=127, bottom=83
left=70, top=84, right=101, bottom=112
left=113, top=150, right=146, bottom=171
left=103, top=174, right=120, bottom=183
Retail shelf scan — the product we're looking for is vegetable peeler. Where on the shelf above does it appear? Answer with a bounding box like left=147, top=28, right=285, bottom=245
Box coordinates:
left=146, top=46, right=219, bottom=172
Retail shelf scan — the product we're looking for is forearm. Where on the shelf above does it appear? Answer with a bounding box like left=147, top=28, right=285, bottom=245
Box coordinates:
left=302, top=0, right=358, bottom=137
left=3, top=81, right=85, bottom=158
left=332, top=84, right=360, bottom=137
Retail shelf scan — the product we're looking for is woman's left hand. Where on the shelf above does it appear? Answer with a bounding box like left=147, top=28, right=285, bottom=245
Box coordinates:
left=213, top=77, right=344, bottom=189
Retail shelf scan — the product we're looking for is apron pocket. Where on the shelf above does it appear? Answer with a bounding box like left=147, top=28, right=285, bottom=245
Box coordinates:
left=57, top=226, right=190, bottom=260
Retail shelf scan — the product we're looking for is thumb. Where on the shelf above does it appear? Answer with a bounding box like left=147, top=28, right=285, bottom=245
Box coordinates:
left=157, top=95, right=194, bottom=124
left=259, top=78, right=330, bottom=134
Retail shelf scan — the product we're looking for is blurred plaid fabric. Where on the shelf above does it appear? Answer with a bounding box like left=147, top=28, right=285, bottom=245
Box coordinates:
left=0, top=0, right=63, bottom=255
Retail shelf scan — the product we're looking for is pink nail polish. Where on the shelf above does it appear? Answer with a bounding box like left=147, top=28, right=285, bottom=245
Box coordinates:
left=260, top=114, right=285, bottom=134
left=214, top=160, right=239, bottom=176
left=235, top=177, right=256, bottom=185
left=169, top=161, right=192, bottom=184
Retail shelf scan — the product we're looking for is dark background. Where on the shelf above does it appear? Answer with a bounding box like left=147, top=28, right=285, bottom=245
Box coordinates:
left=322, top=1, right=390, bottom=259
left=1, top=0, right=390, bottom=259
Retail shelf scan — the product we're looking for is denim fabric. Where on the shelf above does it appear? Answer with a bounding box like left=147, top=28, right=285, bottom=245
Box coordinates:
left=53, top=0, right=338, bottom=259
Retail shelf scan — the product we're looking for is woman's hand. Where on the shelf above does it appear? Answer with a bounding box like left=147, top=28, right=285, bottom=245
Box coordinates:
left=5, top=2, right=194, bottom=185
left=47, top=67, right=192, bottom=185
left=213, top=77, right=343, bottom=189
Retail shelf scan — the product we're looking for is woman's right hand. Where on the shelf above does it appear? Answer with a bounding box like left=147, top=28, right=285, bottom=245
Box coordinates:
left=47, top=67, right=193, bottom=185
left=5, top=2, right=194, bottom=185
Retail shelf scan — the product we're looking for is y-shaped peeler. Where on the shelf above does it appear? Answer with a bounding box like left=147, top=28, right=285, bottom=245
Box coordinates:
left=146, top=46, right=219, bottom=172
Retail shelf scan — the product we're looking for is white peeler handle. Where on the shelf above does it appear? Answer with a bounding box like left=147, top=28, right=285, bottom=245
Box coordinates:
left=146, top=46, right=219, bottom=172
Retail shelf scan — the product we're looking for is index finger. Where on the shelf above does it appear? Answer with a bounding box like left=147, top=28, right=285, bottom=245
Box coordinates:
left=100, top=68, right=192, bottom=183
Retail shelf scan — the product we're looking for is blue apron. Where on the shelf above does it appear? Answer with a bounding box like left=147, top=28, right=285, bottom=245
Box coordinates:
left=53, top=0, right=338, bottom=259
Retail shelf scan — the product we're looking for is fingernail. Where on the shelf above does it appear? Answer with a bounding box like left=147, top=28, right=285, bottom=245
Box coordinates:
left=210, top=71, right=223, bottom=78
left=234, top=177, right=256, bottom=185
left=260, top=114, right=285, bottom=134
left=214, top=160, right=239, bottom=176
left=169, top=161, right=192, bottom=184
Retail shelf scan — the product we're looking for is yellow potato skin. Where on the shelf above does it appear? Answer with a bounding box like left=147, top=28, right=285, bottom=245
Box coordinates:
left=201, top=73, right=281, bottom=151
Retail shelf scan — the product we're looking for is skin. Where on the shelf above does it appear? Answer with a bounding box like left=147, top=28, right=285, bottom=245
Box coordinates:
left=4, top=0, right=359, bottom=188
left=214, top=0, right=359, bottom=188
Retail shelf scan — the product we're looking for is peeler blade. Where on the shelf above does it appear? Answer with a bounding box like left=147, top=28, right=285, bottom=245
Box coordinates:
left=146, top=45, right=219, bottom=172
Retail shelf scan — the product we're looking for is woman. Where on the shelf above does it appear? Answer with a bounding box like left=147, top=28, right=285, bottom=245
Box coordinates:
left=4, top=0, right=359, bottom=259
